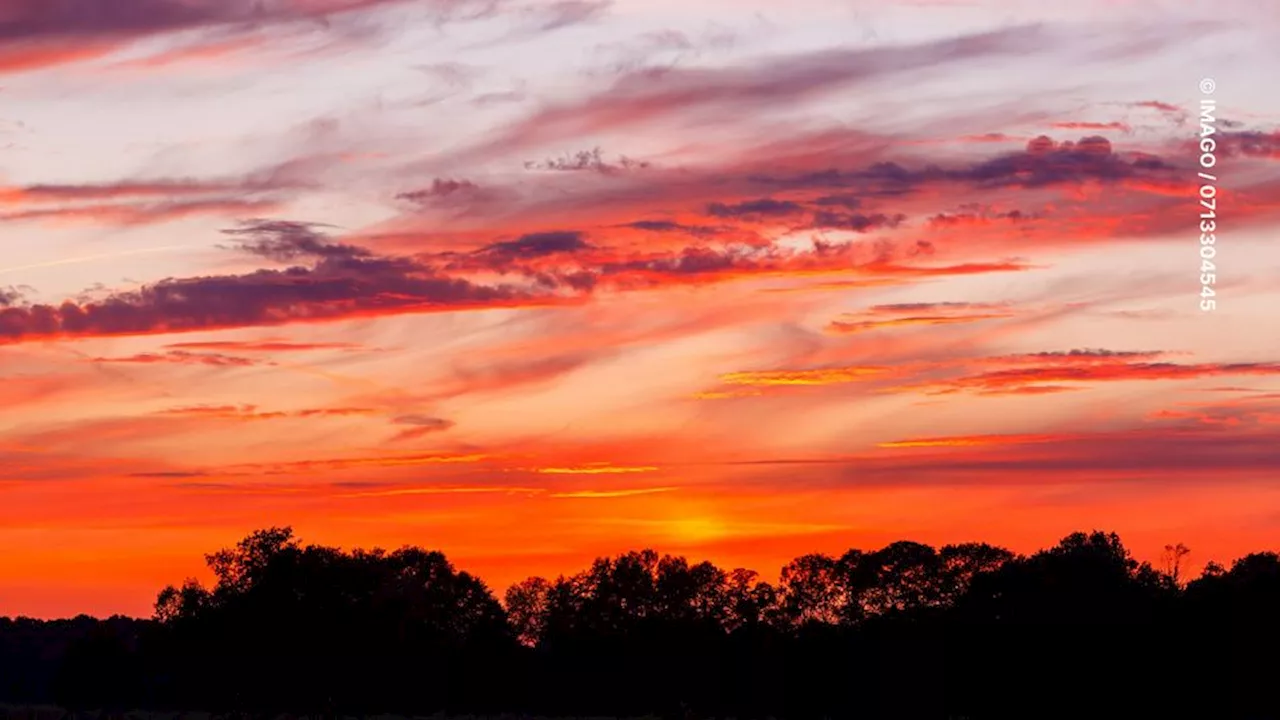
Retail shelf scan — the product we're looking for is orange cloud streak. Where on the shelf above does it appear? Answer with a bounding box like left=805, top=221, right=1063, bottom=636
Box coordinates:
left=535, top=465, right=660, bottom=475
left=906, top=362, right=1280, bottom=395
left=158, top=405, right=378, bottom=421
left=549, top=487, right=679, bottom=499
left=720, top=366, right=888, bottom=387
left=878, top=434, right=1064, bottom=449
left=827, top=313, right=1014, bottom=334
left=237, top=452, right=491, bottom=474
left=0, top=41, right=115, bottom=74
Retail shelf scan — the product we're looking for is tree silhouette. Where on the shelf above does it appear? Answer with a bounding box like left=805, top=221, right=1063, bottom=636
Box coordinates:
left=503, top=576, right=551, bottom=647
left=2, top=527, right=1279, bottom=718
left=777, top=552, right=844, bottom=625
left=851, top=540, right=947, bottom=615
left=724, top=567, right=780, bottom=630
left=1161, top=542, right=1192, bottom=587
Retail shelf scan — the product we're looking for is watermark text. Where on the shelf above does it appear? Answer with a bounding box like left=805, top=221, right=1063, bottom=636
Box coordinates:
left=1198, top=78, right=1217, bottom=312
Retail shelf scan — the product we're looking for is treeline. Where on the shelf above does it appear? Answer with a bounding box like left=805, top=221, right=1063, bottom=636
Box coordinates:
left=2, top=528, right=1279, bottom=719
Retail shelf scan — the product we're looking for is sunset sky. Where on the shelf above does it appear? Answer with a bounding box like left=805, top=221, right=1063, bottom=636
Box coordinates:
left=2, top=0, right=1279, bottom=619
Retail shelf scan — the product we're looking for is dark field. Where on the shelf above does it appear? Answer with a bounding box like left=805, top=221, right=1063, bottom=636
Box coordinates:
left=0, top=710, right=667, bottom=720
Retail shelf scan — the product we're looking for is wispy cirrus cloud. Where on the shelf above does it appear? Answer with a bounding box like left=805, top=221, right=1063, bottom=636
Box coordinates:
left=103, top=33, right=266, bottom=72
left=878, top=433, right=1065, bottom=449
left=0, top=171, right=301, bottom=228
left=719, top=366, right=889, bottom=387
left=448, top=25, right=1051, bottom=162
left=827, top=301, right=1016, bottom=334
left=549, top=486, right=676, bottom=499
left=1050, top=121, right=1132, bottom=133
left=164, top=339, right=364, bottom=352
left=0, top=180, right=255, bottom=204
left=92, top=350, right=261, bottom=367
left=900, top=361, right=1280, bottom=396
left=701, top=349, right=1280, bottom=400
left=1145, top=392, right=1280, bottom=429
left=534, top=463, right=659, bottom=474
left=827, top=314, right=1012, bottom=334
left=238, top=451, right=490, bottom=475
left=0, top=0, right=499, bottom=74
left=0, top=198, right=282, bottom=226
left=157, top=404, right=377, bottom=421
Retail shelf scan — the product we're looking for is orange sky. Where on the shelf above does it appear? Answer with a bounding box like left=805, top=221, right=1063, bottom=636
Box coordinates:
left=1, top=0, right=1279, bottom=618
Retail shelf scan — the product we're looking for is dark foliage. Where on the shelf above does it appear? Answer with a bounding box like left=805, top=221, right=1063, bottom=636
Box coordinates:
left=2, top=528, right=1278, bottom=718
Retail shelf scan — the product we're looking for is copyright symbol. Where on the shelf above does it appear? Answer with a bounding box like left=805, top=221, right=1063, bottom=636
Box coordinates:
left=1200, top=78, right=1216, bottom=95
